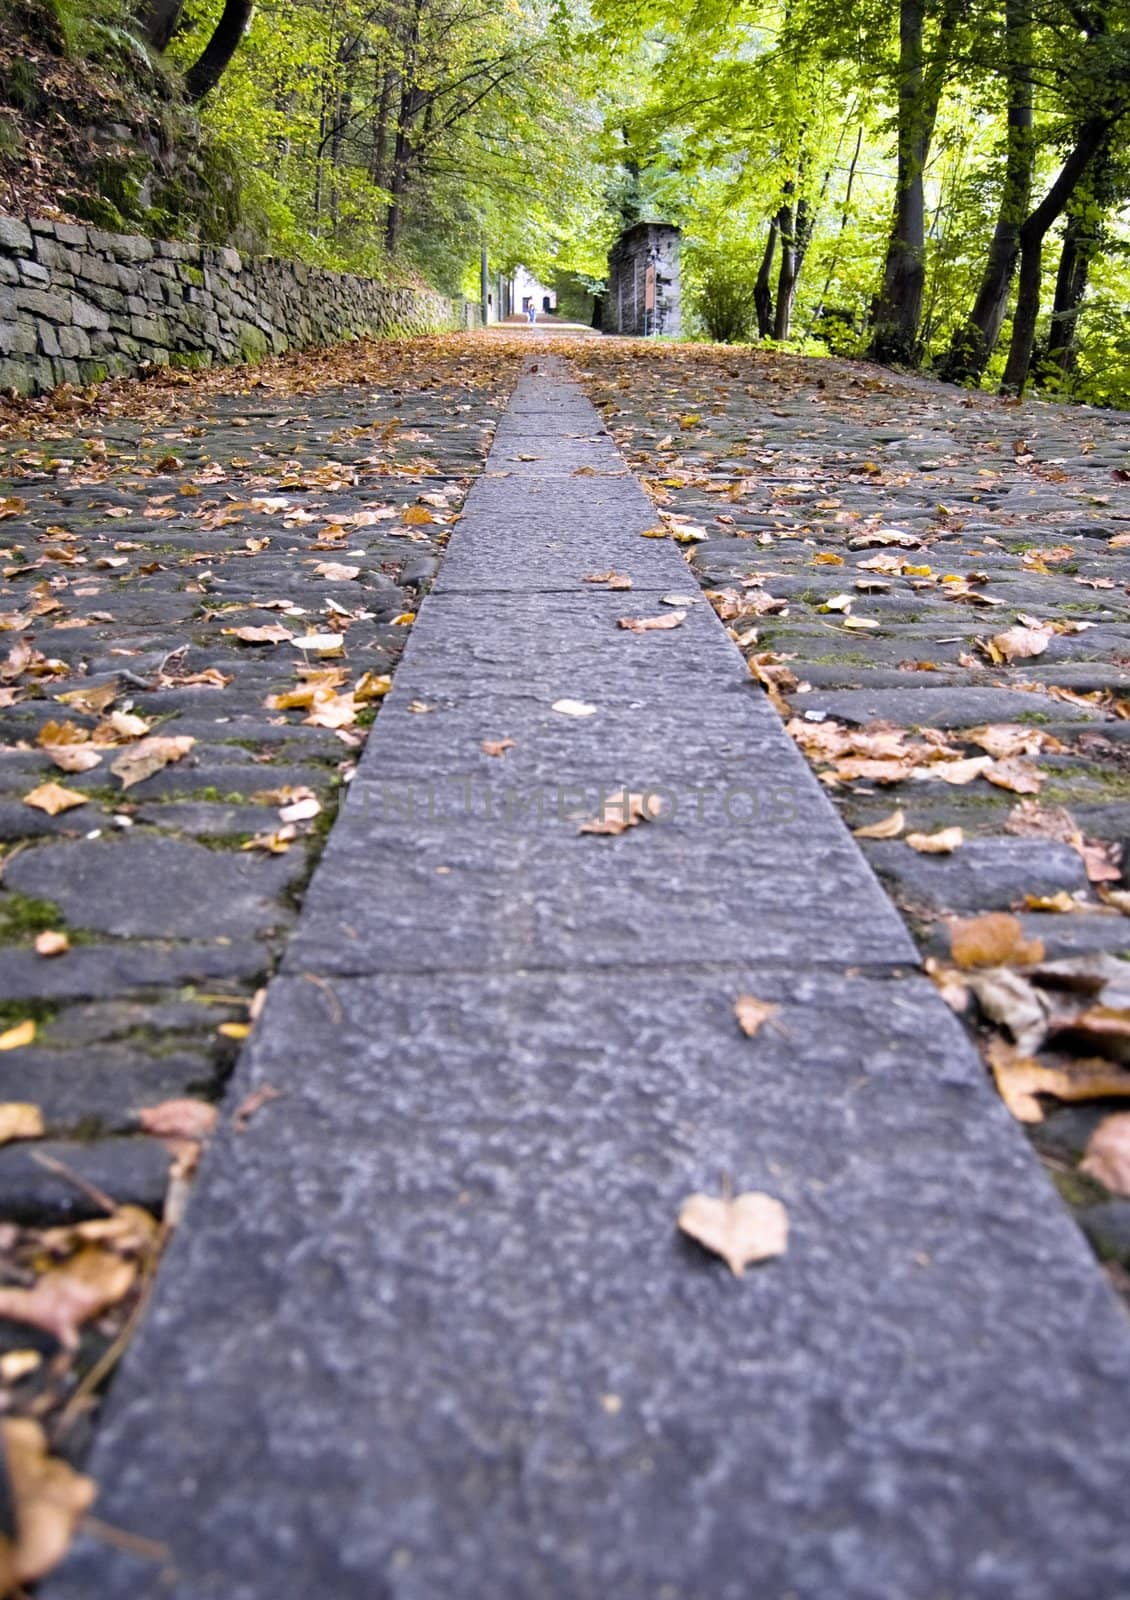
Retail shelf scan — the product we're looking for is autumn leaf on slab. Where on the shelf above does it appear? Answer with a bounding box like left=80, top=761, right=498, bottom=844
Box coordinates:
left=294, top=631, right=346, bottom=654
left=966, top=968, right=1050, bottom=1054
left=853, top=808, right=905, bottom=839
left=639, top=525, right=668, bottom=539
left=44, top=744, right=102, bottom=774
left=313, top=562, right=360, bottom=581
left=986, top=1037, right=1130, bottom=1124
left=907, top=827, right=964, bottom=854
left=948, top=912, right=1044, bottom=970
left=0, top=1247, right=136, bottom=1349
left=22, top=782, right=89, bottom=816
left=401, top=505, right=434, bottom=525
left=137, top=1098, right=219, bottom=1141
left=0, top=1418, right=96, bottom=1585
left=34, top=931, right=69, bottom=958
left=578, top=789, right=662, bottom=835
left=734, top=995, right=781, bottom=1038
left=232, top=1083, right=283, bottom=1133
left=481, top=738, right=515, bottom=757
left=1050, top=1006, right=1130, bottom=1064
left=111, top=735, right=195, bottom=789
left=921, top=755, right=993, bottom=786
left=582, top=571, right=633, bottom=590
left=0, top=1104, right=44, bottom=1144
left=278, top=795, right=321, bottom=823
left=983, top=756, right=1042, bottom=795
left=1081, top=1113, right=1130, bottom=1196
left=981, top=624, right=1050, bottom=664
left=0, top=1020, right=34, bottom=1052
left=677, top=1190, right=788, bottom=1276
left=353, top=672, right=393, bottom=702
left=618, top=611, right=686, bottom=633
left=967, top=724, right=1052, bottom=759
left=221, top=623, right=294, bottom=645
left=552, top=698, right=597, bottom=718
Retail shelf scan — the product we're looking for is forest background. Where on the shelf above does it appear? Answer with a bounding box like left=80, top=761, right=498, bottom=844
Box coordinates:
left=0, top=0, right=1127, bottom=404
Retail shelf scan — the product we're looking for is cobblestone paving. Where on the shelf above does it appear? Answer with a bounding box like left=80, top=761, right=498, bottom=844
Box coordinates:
left=563, top=339, right=1130, bottom=1283
left=0, top=336, right=519, bottom=1458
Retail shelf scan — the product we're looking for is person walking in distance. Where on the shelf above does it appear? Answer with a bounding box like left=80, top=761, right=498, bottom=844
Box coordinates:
left=527, top=301, right=537, bottom=325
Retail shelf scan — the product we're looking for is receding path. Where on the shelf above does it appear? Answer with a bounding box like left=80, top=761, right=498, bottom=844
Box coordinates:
left=52, top=360, right=1130, bottom=1599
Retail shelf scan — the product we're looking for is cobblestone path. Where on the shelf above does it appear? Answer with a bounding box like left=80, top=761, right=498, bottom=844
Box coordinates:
left=39, top=354, right=1130, bottom=1600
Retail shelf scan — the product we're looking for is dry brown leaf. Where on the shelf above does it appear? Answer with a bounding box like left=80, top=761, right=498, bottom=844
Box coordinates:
left=582, top=571, right=633, bottom=590
left=221, top=623, right=294, bottom=645
left=0, top=1020, right=35, bottom=1052
left=984, top=624, right=1050, bottom=664
left=137, top=1099, right=219, bottom=1141
left=578, top=790, right=662, bottom=836
left=0, top=1104, right=43, bottom=1144
left=22, top=782, right=88, bottom=815
left=853, top=809, right=905, bottom=839
left=967, top=968, right=1050, bottom=1053
left=402, top=505, right=435, bottom=525
left=55, top=682, right=116, bottom=714
left=313, top=562, right=361, bottom=581
left=481, top=738, right=515, bottom=757
left=110, top=734, right=195, bottom=789
left=734, top=995, right=781, bottom=1038
left=45, top=744, right=102, bottom=774
left=617, top=611, right=686, bottom=633
left=986, top=1037, right=1130, bottom=1124
left=926, top=755, right=994, bottom=786
left=677, top=1190, right=788, bottom=1275
left=1, top=1417, right=96, bottom=1584
left=967, top=724, right=1051, bottom=759
left=34, top=930, right=69, bottom=958
left=907, top=827, right=964, bottom=854
left=985, top=757, right=1042, bottom=795
left=1081, top=1113, right=1130, bottom=1196
left=1052, top=1006, right=1130, bottom=1063
left=949, top=913, right=1044, bottom=970
left=0, top=1247, right=136, bottom=1349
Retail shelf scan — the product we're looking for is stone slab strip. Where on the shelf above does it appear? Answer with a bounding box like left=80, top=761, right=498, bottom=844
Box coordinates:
left=48, top=361, right=1130, bottom=1600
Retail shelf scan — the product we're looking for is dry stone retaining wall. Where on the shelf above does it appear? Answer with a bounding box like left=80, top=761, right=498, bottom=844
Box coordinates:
left=0, top=214, right=478, bottom=395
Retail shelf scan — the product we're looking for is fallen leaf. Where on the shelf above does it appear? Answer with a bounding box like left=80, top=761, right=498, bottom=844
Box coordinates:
left=44, top=745, right=102, bottom=774
left=734, top=995, right=781, bottom=1038
left=0, top=1104, right=44, bottom=1144
left=907, top=827, right=964, bottom=854
left=0, top=1021, right=35, bottom=1051
left=314, top=562, right=361, bottom=581
left=985, top=757, right=1042, bottom=795
left=924, top=756, right=994, bottom=786
left=111, top=735, right=195, bottom=789
left=0, top=1247, right=136, bottom=1349
left=1051, top=1006, right=1130, bottom=1063
left=949, top=913, right=1044, bottom=970
left=618, top=611, right=686, bottom=633
left=1, top=1417, right=96, bottom=1583
left=1081, top=1113, right=1130, bottom=1196
left=34, top=930, right=69, bottom=958
left=984, top=624, right=1050, bottom=663
left=294, top=631, right=345, bottom=654
left=278, top=796, right=321, bottom=824
left=967, top=968, right=1050, bottom=1053
left=0, top=1350, right=40, bottom=1383
left=137, top=1099, right=219, bottom=1141
left=583, top=571, right=632, bottom=589
left=677, top=1190, right=788, bottom=1275
left=986, top=1037, right=1130, bottom=1124
left=853, top=808, right=905, bottom=839
left=481, top=738, right=515, bottom=757
left=222, top=623, right=294, bottom=645
left=639, top=525, right=668, bottom=539
left=578, top=789, right=661, bottom=835
left=402, top=506, right=435, bottom=525
left=552, top=699, right=597, bottom=717
left=22, top=782, right=88, bottom=815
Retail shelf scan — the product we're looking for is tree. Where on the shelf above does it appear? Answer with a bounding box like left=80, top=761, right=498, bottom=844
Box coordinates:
left=184, top=0, right=255, bottom=101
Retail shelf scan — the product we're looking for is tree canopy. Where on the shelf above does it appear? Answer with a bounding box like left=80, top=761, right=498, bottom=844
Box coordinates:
left=0, top=0, right=1127, bottom=400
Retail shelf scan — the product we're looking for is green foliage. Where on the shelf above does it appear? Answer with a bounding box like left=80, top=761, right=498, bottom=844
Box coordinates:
left=688, top=250, right=759, bottom=342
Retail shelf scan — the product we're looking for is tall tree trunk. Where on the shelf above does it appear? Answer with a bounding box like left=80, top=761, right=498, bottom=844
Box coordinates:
left=754, top=219, right=778, bottom=338
left=1040, top=148, right=1109, bottom=381
left=184, top=0, right=254, bottom=101
left=938, top=0, right=1033, bottom=382
left=1000, top=112, right=1114, bottom=394
left=142, top=0, right=185, bottom=50
left=773, top=185, right=797, bottom=341
left=869, top=0, right=958, bottom=366
left=371, top=67, right=396, bottom=189
left=384, top=0, right=422, bottom=254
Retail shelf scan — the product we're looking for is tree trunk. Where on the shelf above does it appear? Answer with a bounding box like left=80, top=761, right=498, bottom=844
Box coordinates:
left=142, top=0, right=185, bottom=50
left=371, top=68, right=396, bottom=189
left=938, top=0, right=1033, bottom=382
left=184, top=0, right=254, bottom=101
left=754, top=219, right=778, bottom=338
left=1000, top=112, right=1114, bottom=394
left=1040, top=146, right=1110, bottom=380
left=773, top=186, right=796, bottom=341
left=869, top=0, right=958, bottom=366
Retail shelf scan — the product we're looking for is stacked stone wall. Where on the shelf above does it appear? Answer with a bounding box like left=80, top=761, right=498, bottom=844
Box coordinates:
left=0, top=215, right=480, bottom=395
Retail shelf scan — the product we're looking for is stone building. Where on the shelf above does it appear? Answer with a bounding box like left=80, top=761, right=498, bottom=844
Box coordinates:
left=602, top=222, right=680, bottom=337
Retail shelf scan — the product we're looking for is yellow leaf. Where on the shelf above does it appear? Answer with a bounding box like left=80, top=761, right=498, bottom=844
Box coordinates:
left=402, top=505, right=435, bottom=525
left=639, top=526, right=668, bottom=539
left=677, top=1190, right=788, bottom=1275
left=1, top=1418, right=96, bottom=1584
left=0, top=1021, right=35, bottom=1051
left=853, top=808, right=905, bottom=839
left=734, top=995, right=781, bottom=1038
left=22, top=782, right=88, bottom=816
left=390, top=612, right=416, bottom=626
left=218, top=1022, right=252, bottom=1040
left=948, top=913, right=1044, bottom=970
left=0, top=1104, right=44, bottom=1143
left=34, top=930, right=69, bottom=958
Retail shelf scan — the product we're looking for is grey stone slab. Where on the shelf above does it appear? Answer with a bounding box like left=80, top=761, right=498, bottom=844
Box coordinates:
left=863, top=838, right=1090, bottom=913
left=4, top=836, right=301, bottom=940
left=49, top=967, right=1130, bottom=1600
left=0, top=941, right=269, bottom=1002
left=432, top=525, right=681, bottom=593
left=0, top=1136, right=168, bottom=1223
left=0, top=1045, right=214, bottom=1132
